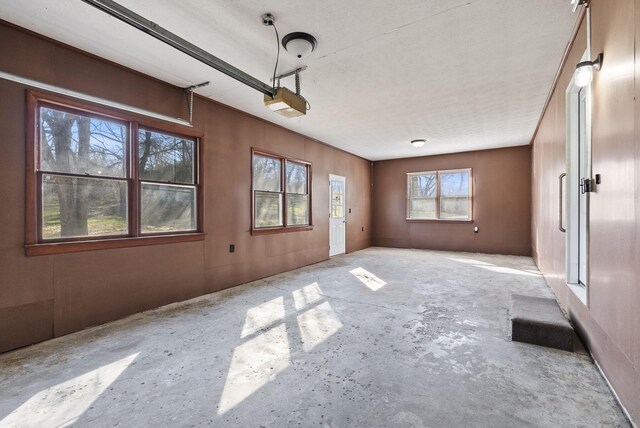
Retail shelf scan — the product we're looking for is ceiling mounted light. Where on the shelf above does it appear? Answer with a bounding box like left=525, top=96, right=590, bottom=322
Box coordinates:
left=411, top=139, right=426, bottom=148
left=282, top=32, right=318, bottom=59
left=575, top=53, right=603, bottom=87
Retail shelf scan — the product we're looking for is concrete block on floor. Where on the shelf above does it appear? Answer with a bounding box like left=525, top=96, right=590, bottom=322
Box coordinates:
left=511, top=294, right=574, bottom=352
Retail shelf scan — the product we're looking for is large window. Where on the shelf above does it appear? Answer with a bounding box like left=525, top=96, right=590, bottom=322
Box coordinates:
left=26, top=91, right=203, bottom=255
left=407, top=169, right=472, bottom=221
left=252, top=150, right=311, bottom=232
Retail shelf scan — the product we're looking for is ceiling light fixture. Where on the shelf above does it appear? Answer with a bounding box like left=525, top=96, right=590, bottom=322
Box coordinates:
left=411, top=139, right=426, bottom=148
left=282, top=32, right=318, bottom=59
left=575, top=53, right=603, bottom=87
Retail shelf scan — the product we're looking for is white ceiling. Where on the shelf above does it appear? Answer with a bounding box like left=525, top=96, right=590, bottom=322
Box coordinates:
left=0, top=0, right=577, bottom=160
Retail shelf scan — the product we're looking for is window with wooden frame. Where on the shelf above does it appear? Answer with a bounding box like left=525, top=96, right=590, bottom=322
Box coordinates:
left=25, top=91, right=204, bottom=256
left=407, top=169, right=472, bottom=221
left=252, top=149, right=312, bottom=233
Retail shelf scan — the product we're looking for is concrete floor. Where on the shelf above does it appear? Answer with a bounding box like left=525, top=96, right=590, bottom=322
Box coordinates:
left=0, top=248, right=630, bottom=427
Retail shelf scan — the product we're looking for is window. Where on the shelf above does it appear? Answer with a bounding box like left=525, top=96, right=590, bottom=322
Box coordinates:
left=252, top=150, right=311, bottom=232
left=407, top=169, right=472, bottom=221
left=26, top=91, right=203, bottom=255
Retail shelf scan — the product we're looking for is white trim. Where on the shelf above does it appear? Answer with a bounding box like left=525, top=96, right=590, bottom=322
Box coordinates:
left=564, top=47, right=591, bottom=308
left=329, top=174, right=346, bottom=257
left=567, top=282, right=587, bottom=305
left=0, top=70, right=192, bottom=128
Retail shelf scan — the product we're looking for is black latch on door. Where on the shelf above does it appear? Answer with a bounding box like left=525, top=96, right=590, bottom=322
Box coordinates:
left=580, top=177, right=595, bottom=193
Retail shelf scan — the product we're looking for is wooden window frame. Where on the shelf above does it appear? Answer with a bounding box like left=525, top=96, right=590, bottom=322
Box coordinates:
left=406, top=168, right=473, bottom=222
left=25, top=90, right=205, bottom=256
left=251, top=148, right=313, bottom=235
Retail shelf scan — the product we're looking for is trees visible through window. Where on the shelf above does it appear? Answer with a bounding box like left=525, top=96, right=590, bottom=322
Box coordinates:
left=252, top=150, right=311, bottom=231
left=138, top=129, right=197, bottom=233
left=407, top=169, right=472, bottom=220
left=40, top=107, right=129, bottom=239
left=29, top=93, right=202, bottom=251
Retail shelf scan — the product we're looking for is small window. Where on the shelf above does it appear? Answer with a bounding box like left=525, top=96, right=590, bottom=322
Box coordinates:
left=407, top=169, right=472, bottom=221
left=138, top=129, right=197, bottom=233
left=26, top=91, right=203, bottom=255
left=252, top=150, right=311, bottom=232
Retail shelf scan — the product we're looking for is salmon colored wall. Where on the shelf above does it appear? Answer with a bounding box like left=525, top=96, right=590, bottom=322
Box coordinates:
left=0, top=22, right=372, bottom=352
left=372, top=146, right=532, bottom=256
left=531, top=0, right=639, bottom=422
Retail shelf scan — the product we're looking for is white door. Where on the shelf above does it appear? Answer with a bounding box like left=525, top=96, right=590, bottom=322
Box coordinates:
left=329, top=174, right=346, bottom=256
left=577, top=88, right=589, bottom=286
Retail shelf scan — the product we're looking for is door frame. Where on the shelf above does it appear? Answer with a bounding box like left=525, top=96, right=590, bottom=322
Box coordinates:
left=329, top=174, right=346, bottom=256
left=564, top=48, right=592, bottom=307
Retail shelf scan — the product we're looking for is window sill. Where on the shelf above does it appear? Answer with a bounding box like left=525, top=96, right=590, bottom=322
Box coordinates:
left=25, top=233, right=206, bottom=256
left=406, top=219, right=474, bottom=224
left=251, top=226, right=313, bottom=236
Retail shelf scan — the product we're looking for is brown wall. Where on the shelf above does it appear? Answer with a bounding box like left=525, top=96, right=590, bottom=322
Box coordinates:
left=372, top=146, right=532, bottom=256
left=0, top=22, right=372, bottom=353
left=532, top=0, right=639, bottom=422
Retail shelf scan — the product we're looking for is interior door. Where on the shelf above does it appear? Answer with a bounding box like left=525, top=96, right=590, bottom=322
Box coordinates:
left=578, top=88, right=588, bottom=286
left=329, top=175, right=346, bottom=256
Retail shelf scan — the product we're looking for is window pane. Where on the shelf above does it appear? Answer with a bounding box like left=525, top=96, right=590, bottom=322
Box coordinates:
left=409, top=174, right=436, bottom=197
left=286, top=161, right=307, bottom=194
left=253, top=155, right=281, bottom=192
left=409, top=198, right=436, bottom=219
left=255, top=191, right=283, bottom=227
left=42, top=175, right=127, bottom=239
left=331, top=181, right=344, bottom=218
left=287, top=194, right=309, bottom=225
left=440, top=197, right=470, bottom=220
left=139, top=130, right=194, bottom=184
left=141, top=183, right=196, bottom=233
left=40, top=107, right=126, bottom=177
left=440, top=171, right=469, bottom=196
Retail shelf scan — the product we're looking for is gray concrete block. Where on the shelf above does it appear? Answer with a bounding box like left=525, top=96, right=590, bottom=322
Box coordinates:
left=511, top=294, right=574, bottom=352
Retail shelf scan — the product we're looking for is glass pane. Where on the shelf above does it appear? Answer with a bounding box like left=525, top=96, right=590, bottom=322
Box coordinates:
left=409, top=174, right=437, bottom=197
left=286, top=161, right=307, bottom=194
left=139, top=129, right=194, bottom=184
left=42, top=175, right=127, bottom=239
left=409, top=198, right=436, bottom=219
left=255, top=191, right=283, bottom=228
left=253, top=155, right=281, bottom=192
left=40, top=106, right=126, bottom=177
left=141, top=183, right=196, bottom=233
left=287, top=194, right=309, bottom=225
left=440, top=171, right=470, bottom=196
left=440, top=196, right=470, bottom=220
left=331, top=181, right=344, bottom=218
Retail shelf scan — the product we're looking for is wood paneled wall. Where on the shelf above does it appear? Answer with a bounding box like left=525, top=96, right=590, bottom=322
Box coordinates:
left=372, top=146, right=532, bottom=256
left=0, top=22, right=372, bottom=352
left=532, top=0, right=640, bottom=422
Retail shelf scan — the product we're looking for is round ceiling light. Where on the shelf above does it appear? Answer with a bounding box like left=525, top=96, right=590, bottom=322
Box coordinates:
left=411, top=139, right=426, bottom=148
left=282, top=32, right=318, bottom=59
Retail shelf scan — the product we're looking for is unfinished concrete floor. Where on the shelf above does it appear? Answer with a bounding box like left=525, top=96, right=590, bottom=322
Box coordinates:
left=0, top=248, right=630, bottom=427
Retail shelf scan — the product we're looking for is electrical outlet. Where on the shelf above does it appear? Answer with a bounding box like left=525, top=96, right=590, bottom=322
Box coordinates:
left=229, top=244, right=235, bottom=253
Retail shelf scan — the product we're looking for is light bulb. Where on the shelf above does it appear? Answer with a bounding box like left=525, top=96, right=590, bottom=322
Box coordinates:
left=575, top=64, right=593, bottom=87
left=411, top=139, right=426, bottom=148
